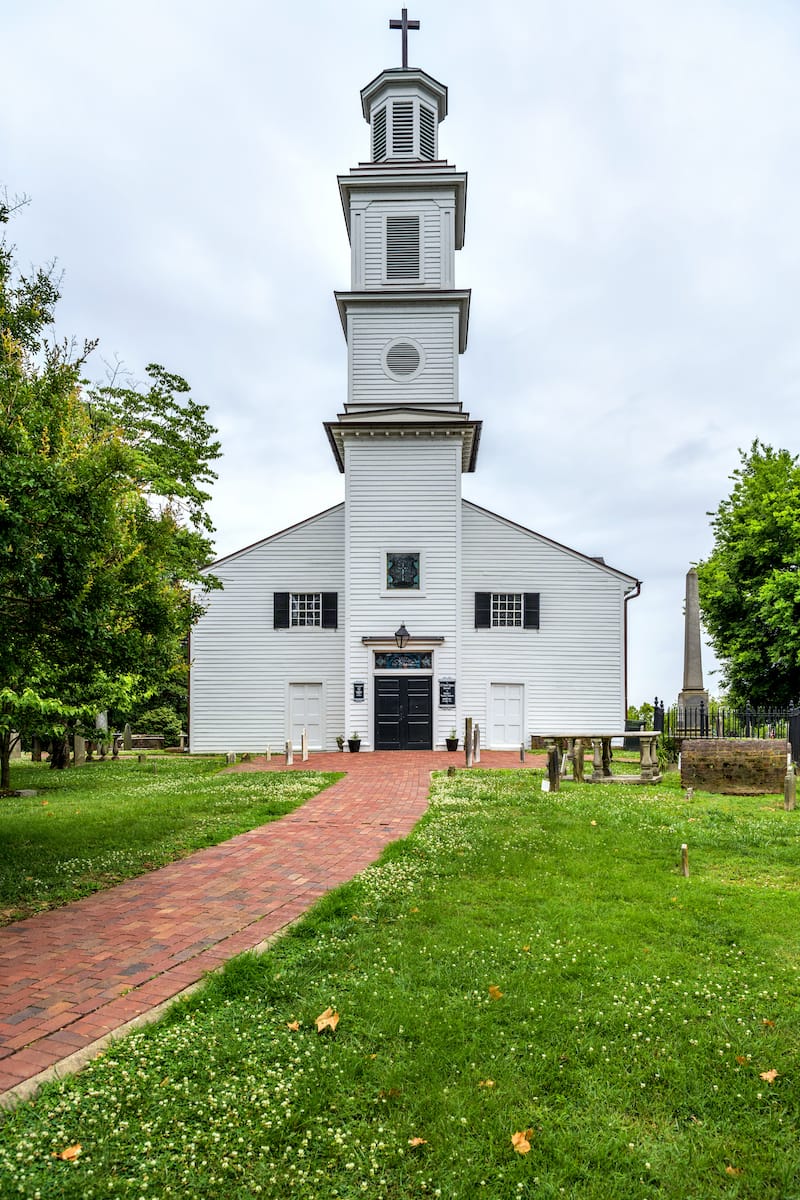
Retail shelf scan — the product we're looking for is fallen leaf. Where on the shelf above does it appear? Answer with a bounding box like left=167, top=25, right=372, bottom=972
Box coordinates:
left=478, top=1079, right=495, bottom=1088
left=689, top=1115, right=702, bottom=1125
left=488, top=985, right=504, bottom=1000
left=759, top=1068, right=779, bottom=1083
left=725, top=1166, right=742, bottom=1177
left=736, top=1056, right=748, bottom=1065
left=379, top=1087, right=401, bottom=1099
left=53, top=1144, right=81, bottom=1161
left=287, top=1020, right=300, bottom=1031
left=408, top=1137, right=427, bottom=1147
left=511, top=1129, right=533, bottom=1155
left=315, top=1007, right=339, bottom=1033
left=762, top=1019, right=775, bottom=1027
left=410, top=906, right=419, bottom=913
left=590, top=819, right=597, bottom=826
left=522, top=945, right=530, bottom=953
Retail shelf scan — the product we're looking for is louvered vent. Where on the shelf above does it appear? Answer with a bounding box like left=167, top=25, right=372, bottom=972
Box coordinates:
left=386, top=342, right=421, bottom=377
left=372, top=105, right=387, bottom=161
left=392, top=101, right=414, bottom=155
left=386, top=215, right=420, bottom=279
left=419, top=105, right=435, bottom=160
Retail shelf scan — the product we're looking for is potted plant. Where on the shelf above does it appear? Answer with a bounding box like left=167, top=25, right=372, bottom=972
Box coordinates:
left=336, top=734, right=345, bottom=752
left=446, top=728, right=459, bottom=751
left=347, top=732, right=361, bottom=753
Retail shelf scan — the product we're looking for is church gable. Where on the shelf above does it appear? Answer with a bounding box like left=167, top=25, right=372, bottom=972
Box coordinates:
left=188, top=15, right=641, bottom=753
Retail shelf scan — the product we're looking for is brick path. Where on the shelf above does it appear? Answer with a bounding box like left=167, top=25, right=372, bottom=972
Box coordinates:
left=0, top=750, right=541, bottom=1107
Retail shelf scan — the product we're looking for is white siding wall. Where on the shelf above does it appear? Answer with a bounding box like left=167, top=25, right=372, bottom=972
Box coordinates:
left=190, top=507, right=345, bottom=752
left=348, top=309, right=459, bottom=406
left=461, top=503, right=630, bottom=741
left=344, top=438, right=462, bottom=747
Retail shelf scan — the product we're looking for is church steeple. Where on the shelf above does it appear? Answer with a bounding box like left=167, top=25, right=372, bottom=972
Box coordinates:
left=325, top=26, right=478, bottom=475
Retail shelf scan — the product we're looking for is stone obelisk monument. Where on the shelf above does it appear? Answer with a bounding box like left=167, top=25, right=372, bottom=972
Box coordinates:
left=678, top=567, right=708, bottom=724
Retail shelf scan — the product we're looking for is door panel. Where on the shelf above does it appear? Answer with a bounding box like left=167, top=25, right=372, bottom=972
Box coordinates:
left=290, top=683, right=323, bottom=749
left=490, top=683, right=523, bottom=749
left=375, top=677, right=432, bottom=750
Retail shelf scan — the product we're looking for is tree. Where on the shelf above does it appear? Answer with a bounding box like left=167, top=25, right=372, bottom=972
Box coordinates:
left=0, top=195, right=221, bottom=788
left=696, top=440, right=800, bottom=706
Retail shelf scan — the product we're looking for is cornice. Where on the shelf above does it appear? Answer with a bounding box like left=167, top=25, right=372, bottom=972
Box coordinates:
left=334, top=289, right=471, bottom=352
left=338, top=168, right=467, bottom=249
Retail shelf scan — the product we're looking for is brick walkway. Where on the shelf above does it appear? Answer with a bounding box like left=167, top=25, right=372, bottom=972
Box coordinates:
left=0, top=750, right=541, bottom=1107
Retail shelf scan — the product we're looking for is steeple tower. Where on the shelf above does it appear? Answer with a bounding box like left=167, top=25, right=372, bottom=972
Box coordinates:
left=325, top=32, right=478, bottom=470
left=327, top=26, right=480, bottom=748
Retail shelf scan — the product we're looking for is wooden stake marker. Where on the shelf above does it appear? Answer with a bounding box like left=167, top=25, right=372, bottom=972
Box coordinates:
left=681, top=843, right=689, bottom=877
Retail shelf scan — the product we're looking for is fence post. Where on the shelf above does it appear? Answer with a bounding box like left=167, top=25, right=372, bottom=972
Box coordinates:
left=464, top=717, right=473, bottom=768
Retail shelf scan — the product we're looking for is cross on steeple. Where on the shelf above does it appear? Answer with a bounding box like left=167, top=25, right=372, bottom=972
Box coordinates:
left=389, top=8, right=420, bottom=69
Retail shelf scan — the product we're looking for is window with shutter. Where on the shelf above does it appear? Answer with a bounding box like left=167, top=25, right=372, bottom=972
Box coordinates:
left=391, top=100, right=414, bottom=154
left=372, top=106, right=387, bottom=160
left=419, top=105, right=435, bottom=159
left=474, top=592, right=541, bottom=629
left=386, top=215, right=420, bottom=280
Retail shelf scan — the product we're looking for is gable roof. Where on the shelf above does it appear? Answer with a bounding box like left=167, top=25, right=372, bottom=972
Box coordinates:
left=463, top=499, right=641, bottom=590
left=204, top=503, right=345, bottom=570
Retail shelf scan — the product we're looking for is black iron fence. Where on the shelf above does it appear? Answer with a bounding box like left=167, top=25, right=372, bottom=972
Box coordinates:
left=652, top=698, right=800, bottom=762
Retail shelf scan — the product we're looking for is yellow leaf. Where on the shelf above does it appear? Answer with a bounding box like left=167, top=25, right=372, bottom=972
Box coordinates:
left=408, top=1136, right=427, bottom=1147
left=762, top=1018, right=775, bottom=1027
left=522, top=945, right=530, bottom=952
left=53, top=1144, right=81, bottom=1161
left=488, top=985, right=504, bottom=1000
left=511, top=1129, right=532, bottom=1155
left=315, top=1007, right=339, bottom=1033
left=287, top=1020, right=300, bottom=1031
left=478, top=1079, right=495, bottom=1088
left=759, top=1068, right=779, bottom=1083
left=725, top=1166, right=742, bottom=1177
left=590, top=819, right=597, bottom=826
left=410, top=906, right=419, bottom=913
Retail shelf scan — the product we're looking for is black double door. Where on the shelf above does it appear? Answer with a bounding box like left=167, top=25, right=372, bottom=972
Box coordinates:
left=374, top=676, right=433, bottom=750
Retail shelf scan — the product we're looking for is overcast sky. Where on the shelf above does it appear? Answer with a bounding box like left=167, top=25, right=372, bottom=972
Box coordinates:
left=4, top=0, right=800, bottom=706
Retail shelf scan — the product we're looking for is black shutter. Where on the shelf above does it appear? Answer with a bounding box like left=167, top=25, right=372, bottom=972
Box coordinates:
left=322, top=592, right=338, bottom=629
left=523, top=593, right=540, bottom=629
left=273, top=592, right=290, bottom=629
left=474, top=592, right=491, bottom=628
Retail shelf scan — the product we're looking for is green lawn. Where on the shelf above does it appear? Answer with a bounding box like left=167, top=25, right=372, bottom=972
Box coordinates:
left=0, top=758, right=339, bottom=924
left=1, top=768, right=798, bottom=1198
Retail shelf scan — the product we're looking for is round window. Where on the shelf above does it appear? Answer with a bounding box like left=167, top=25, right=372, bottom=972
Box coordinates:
left=382, top=338, right=424, bottom=381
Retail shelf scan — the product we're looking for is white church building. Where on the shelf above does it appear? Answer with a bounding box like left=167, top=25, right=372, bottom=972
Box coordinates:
left=189, top=43, right=640, bottom=754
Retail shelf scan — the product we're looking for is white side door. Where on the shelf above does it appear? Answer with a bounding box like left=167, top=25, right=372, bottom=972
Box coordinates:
left=489, top=683, right=523, bottom=749
left=289, top=683, right=323, bottom=750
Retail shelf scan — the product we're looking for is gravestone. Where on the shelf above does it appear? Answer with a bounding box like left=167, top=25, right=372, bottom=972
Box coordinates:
left=73, top=734, right=87, bottom=767
left=123, top=722, right=133, bottom=750
left=9, top=733, right=22, bottom=760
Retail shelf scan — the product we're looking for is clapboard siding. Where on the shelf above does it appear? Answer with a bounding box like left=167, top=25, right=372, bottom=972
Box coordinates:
left=361, top=199, right=445, bottom=286
left=349, top=310, right=458, bottom=406
left=344, top=439, right=461, bottom=746
left=460, top=502, right=629, bottom=740
left=190, top=506, right=346, bottom=752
